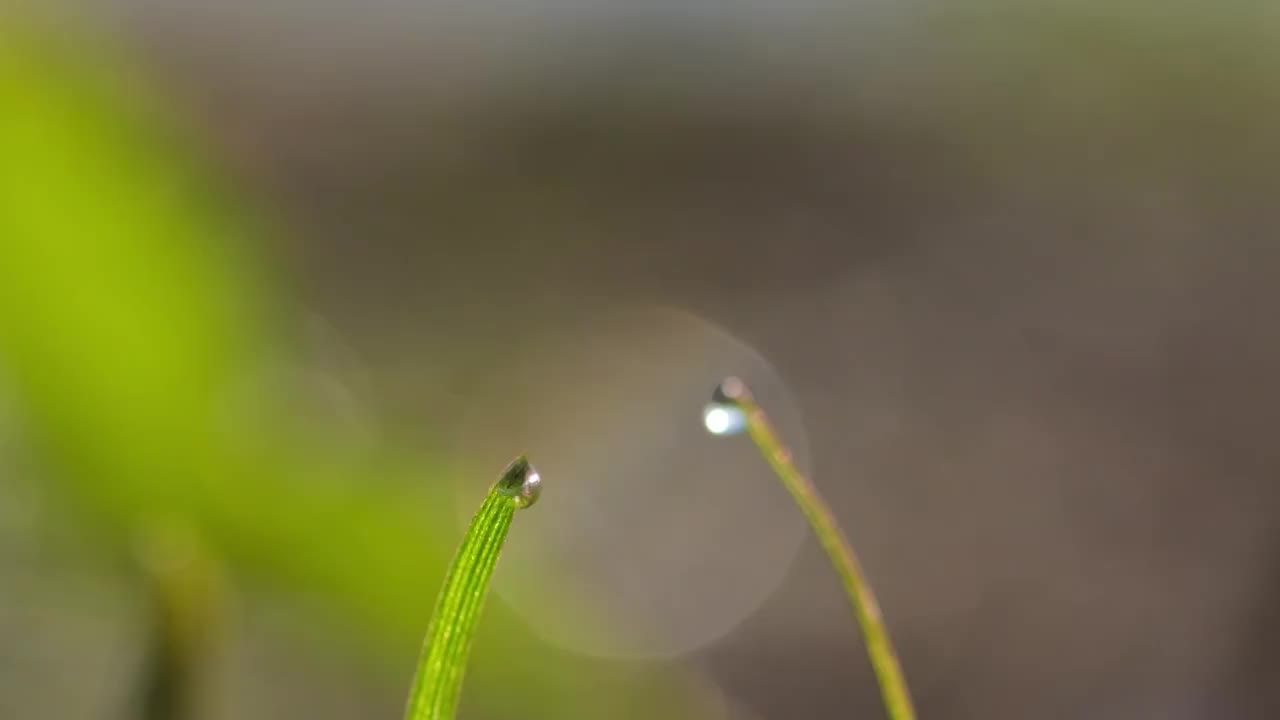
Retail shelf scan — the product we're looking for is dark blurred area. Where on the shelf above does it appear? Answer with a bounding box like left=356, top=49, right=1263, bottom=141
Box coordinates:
left=2, top=1, right=1279, bottom=718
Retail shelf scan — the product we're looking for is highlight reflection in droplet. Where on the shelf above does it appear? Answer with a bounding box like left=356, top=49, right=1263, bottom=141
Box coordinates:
left=703, top=403, right=747, bottom=436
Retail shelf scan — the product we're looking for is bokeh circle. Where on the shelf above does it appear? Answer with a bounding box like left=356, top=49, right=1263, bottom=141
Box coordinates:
left=452, top=303, right=810, bottom=659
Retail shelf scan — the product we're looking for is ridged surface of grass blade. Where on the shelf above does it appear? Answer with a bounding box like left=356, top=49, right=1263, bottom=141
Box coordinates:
left=405, top=457, right=539, bottom=720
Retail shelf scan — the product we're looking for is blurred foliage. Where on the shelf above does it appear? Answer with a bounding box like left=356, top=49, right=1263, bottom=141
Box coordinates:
left=0, top=12, right=703, bottom=719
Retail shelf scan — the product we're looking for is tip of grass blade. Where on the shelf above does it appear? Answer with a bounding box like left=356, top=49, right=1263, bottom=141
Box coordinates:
left=405, top=456, right=538, bottom=720
left=711, top=376, right=749, bottom=405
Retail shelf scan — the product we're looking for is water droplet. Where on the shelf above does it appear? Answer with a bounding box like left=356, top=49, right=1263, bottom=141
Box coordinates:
left=702, top=403, right=747, bottom=436
left=711, top=376, right=749, bottom=405
left=497, top=455, right=542, bottom=509
left=704, top=377, right=750, bottom=436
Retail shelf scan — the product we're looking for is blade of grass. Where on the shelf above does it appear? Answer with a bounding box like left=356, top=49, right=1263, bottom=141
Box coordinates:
left=405, top=456, right=541, bottom=720
left=132, top=525, right=224, bottom=720
left=712, top=378, right=917, bottom=720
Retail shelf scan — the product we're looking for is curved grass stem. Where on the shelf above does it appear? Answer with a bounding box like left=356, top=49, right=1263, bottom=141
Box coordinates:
left=719, top=378, right=917, bottom=720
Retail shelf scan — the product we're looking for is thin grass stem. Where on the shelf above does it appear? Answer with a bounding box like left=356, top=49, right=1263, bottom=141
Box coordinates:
left=715, top=378, right=917, bottom=720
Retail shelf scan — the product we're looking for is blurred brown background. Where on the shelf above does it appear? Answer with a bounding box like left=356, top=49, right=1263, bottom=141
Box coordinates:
left=3, top=2, right=1279, bottom=718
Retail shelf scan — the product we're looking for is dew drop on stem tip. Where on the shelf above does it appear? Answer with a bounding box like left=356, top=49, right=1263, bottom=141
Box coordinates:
left=703, top=377, right=749, bottom=436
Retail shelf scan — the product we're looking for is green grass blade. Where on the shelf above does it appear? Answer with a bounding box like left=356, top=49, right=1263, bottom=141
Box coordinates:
left=711, top=378, right=917, bottom=720
left=133, top=525, right=225, bottom=720
left=405, top=456, right=542, bottom=720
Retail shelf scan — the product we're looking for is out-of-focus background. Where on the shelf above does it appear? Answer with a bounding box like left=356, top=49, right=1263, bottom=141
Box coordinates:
left=2, top=1, right=1278, bottom=718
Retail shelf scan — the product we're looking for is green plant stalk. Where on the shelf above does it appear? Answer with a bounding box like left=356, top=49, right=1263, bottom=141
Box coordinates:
left=405, top=457, right=539, bottom=720
left=133, top=525, right=225, bottom=720
left=729, top=384, right=917, bottom=720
